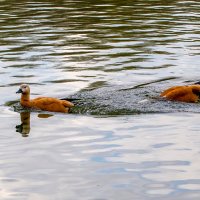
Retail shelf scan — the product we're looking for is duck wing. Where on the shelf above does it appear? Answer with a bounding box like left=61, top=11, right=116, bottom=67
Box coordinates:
left=31, top=97, right=58, bottom=107
left=32, top=97, right=73, bottom=108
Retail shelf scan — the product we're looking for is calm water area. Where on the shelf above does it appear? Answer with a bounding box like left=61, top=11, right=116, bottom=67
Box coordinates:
left=0, top=0, right=200, bottom=199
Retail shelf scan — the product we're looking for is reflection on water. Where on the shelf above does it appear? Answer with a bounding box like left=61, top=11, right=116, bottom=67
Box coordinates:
left=16, top=112, right=30, bottom=137
left=16, top=112, right=53, bottom=137
left=1, top=110, right=200, bottom=200
left=0, top=0, right=200, bottom=199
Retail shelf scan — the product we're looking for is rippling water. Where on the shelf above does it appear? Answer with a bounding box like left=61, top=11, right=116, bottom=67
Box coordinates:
left=0, top=0, right=200, bottom=199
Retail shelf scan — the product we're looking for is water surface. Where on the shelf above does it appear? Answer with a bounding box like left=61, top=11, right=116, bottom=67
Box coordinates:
left=0, top=0, right=200, bottom=199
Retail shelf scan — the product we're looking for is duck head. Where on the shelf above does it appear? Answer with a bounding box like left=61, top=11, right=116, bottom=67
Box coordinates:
left=16, top=84, right=30, bottom=95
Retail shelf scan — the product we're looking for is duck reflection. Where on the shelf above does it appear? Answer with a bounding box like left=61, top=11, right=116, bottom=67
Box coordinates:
left=16, top=112, right=53, bottom=137
left=16, top=112, right=30, bottom=137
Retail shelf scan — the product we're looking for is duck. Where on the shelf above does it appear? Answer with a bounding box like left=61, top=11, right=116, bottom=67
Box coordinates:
left=160, top=84, right=200, bottom=103
left=16, top=84, right=74, bottom=113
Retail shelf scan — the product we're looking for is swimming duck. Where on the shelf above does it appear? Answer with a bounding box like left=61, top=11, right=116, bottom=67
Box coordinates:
left=16, top=84, right=74, bottom=113
left=160, top=84, right=200, bottom=103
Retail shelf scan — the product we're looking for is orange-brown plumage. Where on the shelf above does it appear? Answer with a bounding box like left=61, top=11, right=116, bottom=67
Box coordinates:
left=16, top=84, right=74, bottom=113
left=160, top=85, right=200, bottom=103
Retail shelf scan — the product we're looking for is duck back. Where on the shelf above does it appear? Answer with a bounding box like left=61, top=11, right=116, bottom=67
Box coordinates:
left=31, top=97, right=74, bottom=112
left=161, top=85, right=200, bottom=103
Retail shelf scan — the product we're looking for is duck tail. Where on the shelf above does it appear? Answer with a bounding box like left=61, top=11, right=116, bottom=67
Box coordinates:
left=62, top=100, right=74, bottom=108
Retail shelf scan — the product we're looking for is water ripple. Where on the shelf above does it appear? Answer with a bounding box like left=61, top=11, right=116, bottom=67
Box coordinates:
left=0, top=1, right=200, bottom=199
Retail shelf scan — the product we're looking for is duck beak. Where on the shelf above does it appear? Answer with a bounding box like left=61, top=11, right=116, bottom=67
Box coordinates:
left=16, top=88, right=23, bottom=94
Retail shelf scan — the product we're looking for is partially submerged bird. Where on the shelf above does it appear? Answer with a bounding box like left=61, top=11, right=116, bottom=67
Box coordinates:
left=16, top=84, right=74, bottom=113
left=160, top=84, right=200, bottom=103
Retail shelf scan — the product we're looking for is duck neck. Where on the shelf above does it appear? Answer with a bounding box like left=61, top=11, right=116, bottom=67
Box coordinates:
left=21, top=93, right=31, bottom=107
